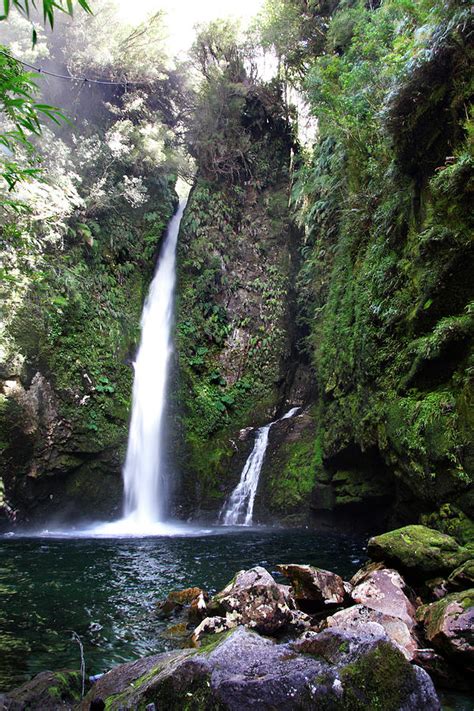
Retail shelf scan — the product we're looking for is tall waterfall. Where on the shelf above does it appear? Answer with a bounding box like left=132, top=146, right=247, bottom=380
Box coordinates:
left=220, top=407, right=300, bottom=526
left=121, top=199, right=186, bottom=527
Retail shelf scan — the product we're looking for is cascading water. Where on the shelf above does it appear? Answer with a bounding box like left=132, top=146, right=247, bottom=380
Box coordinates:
left=94, top=199, right=187, bottom=536
left=220, top=407, right=300, bottom=526
left=122, top=200, right=186, bottom=526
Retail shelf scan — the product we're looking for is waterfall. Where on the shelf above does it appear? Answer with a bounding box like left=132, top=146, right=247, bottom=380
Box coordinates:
left=100, top=199, right=186, bottom=535
left=220, top=407, right=300, bottom=526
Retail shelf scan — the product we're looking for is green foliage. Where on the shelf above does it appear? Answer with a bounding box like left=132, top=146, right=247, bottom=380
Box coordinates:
left=0, top=47, right=67, bottom=197
left=270, top=436, right=320, bottom=511
left=0, top=0, right=91, bottom=39
left=287, top=0, right=474, bottom=511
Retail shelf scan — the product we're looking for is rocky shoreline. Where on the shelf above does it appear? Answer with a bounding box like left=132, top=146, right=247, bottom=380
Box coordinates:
left=1, top=524, right=473, bottom=710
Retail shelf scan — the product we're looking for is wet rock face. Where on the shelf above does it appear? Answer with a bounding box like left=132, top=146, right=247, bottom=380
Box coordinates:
left=0, top=371, right=124, bottom=527
left=276, top=563, right=346, bottom=610
left=208, top=566, right=307, bottom=636
left=79, top=626, right=440, bottom=711
left=416, top=589, right=474, bottom=671
left=325, top=604, right=419, bottom=661
left=368, top=525, right=471, bottom=578
left=350, top=567, right=417, bottom=627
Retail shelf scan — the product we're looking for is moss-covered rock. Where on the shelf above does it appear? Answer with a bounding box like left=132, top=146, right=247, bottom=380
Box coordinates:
left=1, top=669, right=82, bottom=709
left=78, top=625, right=439, bottom=710
left=290, top=0, right=474, bottom=522
left=416, top=589, right=474, bottom=672
left=367, top=525, right=471, bottom=579
left=421, top=504, right=474, bottom=547
left=175, top=89, right=302, bottom=512
left=448, top=561, right=474, bottom=591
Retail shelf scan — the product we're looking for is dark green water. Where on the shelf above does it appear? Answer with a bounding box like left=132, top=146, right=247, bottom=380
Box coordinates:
left=0, top=527, right=367, bottom=691
left=1, top=527, right=472, bottom=710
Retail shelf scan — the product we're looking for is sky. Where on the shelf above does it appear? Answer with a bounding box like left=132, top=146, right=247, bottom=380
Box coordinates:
left=117, top=0, right=265, bottom=55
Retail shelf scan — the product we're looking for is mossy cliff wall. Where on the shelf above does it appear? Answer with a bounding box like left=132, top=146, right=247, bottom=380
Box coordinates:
left=285, top=2, right=474, bottom=523
left=0, top=181, right=177, bottom=526
left=173, top=4, right=473, bottom=529
left=174, top=88, right=303, bottom=516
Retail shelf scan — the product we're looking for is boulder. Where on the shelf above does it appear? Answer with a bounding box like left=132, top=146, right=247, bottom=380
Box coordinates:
left=156, top=587, right=204, bottom=619
left=81, top=626, right=440, bottom=710
left=0, top=670, right=82, bottom=709
left=447, top=560, right=474, bottom=590
left=416, top=589, right=474, bottom=671
left=276, top=563, right=346, bottom=609
left=350, top=567, right=417, bottom=627
left=367, top=525, right=470, bottom=578
left=208, top=566, right=307, bottom=635
left=325, top=604, right=419, bottom=660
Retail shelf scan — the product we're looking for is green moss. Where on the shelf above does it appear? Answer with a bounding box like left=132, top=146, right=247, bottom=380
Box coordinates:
left=368, top=524, right=471, bottom=577
left=270, top=437, right=320, bottom=510
left=47, top=670, right=82, bottom=703
left=290, top=0, right=474, bottom=517
left=421, top=504, right=474, bottom=546
left=332, top=469, right=391, bottom=506
left=340, top=642, right=417, bottom=711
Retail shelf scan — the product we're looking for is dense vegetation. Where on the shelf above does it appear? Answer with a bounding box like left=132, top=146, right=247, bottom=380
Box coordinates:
left=0, top=0, right=472, bottom=533
left=0, top=3, right=182, bottom=521
left=286, top=0, right=474, bottom=520
left=173, top=22, right=301, bottom=510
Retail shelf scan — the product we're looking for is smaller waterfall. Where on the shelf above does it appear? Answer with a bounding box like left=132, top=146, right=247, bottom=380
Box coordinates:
left=220, top=407, right=300, bottom=526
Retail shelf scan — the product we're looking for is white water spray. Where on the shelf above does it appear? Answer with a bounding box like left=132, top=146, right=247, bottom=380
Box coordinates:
left=220, top=407, right=300, bottom=526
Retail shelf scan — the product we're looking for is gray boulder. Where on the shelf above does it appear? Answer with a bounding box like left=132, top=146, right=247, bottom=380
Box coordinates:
left=80, top=625, right=440, bottom=710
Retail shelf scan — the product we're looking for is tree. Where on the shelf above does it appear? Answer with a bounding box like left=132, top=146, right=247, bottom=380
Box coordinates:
left=0, top=0, right=91, bottom=202
left=185, top=20, right=256, bottom=183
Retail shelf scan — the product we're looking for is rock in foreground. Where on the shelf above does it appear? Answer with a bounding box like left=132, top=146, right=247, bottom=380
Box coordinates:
left=276, top=563, right=346, bottom=609
left=81, top=626, right=439, bottom=711
left=207, top=566, right=307, bottom=635
left=416, top=589, right=474, bottom=671
left=0, top=670, right=82, bottom=710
